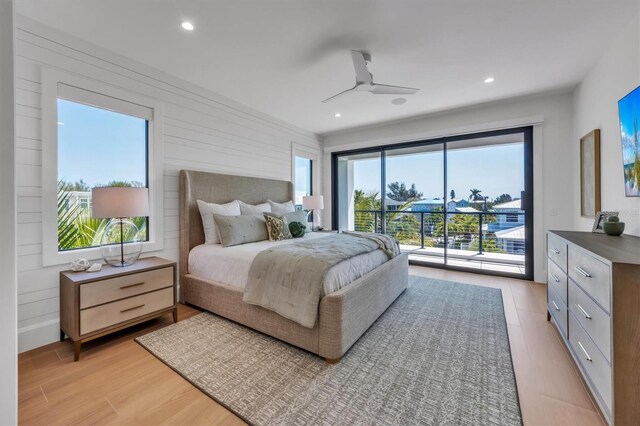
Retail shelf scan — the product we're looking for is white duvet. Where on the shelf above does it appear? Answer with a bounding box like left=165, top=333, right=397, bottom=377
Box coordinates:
left=188, top=232, right=389, bottom=296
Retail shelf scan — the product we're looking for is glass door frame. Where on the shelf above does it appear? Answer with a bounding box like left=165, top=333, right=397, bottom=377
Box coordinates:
left=331, top=126, right=534, bottom=281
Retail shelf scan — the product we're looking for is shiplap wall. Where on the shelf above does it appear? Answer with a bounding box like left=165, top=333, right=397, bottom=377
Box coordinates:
left=15, top=16, right=322, bottom=352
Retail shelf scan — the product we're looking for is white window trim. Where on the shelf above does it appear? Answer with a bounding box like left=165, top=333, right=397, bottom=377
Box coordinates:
left=41, top=68, right=164, bottom=266
left=292, top=143, right=320, bottom=197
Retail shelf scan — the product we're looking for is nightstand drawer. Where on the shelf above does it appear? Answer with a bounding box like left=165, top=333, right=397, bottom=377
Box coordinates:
left=547, top=259, right=568, bottom=304
left=80, top=287, right=174, bottom=335
left=80, top=267, right=174, bottom=309
left=547, top=233, right=568, bottom=273
left=569, top=279, right=611, bottom=362
left=568, top=246, right=611, bottom=313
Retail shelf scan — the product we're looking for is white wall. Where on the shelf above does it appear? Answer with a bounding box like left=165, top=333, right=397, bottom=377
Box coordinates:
left=572, top=13, right=640, bottom=235
left=0, top=0, right=18, bottom=422
left=322, top=92, right=576, bottom=283
left=15, top=16, right=322, bottom=352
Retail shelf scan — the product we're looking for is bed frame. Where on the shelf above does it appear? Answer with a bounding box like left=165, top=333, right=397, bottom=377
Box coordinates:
left=179, top=169, right=408, bottom=362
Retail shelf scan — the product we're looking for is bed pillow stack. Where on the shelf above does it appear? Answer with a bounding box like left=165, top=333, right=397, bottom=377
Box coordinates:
left=198, top=199, right=305, bottom=246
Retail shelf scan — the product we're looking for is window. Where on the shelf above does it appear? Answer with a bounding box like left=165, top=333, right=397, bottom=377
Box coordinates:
left=42, top=70, right=164, bottom=265
left=57, top=97, right=149, bottom=251
left=294, top=156, right=313, bottom=209
left=506, top=213, right=519, bottom=222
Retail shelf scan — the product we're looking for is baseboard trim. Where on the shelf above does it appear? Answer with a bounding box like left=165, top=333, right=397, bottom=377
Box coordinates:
left=19, top=319, right=60, bottom=353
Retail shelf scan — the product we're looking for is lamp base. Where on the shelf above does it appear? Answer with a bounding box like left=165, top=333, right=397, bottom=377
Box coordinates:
left=100, top=218, right=144, bottom=267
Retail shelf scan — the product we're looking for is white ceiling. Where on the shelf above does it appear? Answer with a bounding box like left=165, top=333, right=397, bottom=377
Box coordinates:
left=17, top=0, right=639, bottom=135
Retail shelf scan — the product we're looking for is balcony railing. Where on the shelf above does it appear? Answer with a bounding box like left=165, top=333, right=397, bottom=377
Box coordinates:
left=353, top=209, right=525, bottom=257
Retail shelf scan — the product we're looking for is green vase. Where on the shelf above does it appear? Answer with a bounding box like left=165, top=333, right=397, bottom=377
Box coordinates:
left=603, top=221, right=625, bottom=236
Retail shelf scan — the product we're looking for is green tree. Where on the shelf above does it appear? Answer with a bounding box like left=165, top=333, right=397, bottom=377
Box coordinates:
left=469, top=188, right=483, bottom=201
left=494, top=193, right=513, bottom=205
left=66, top=179, right=90, bottom=191
left=634, top=117, right=640, bottom=190
left=386, top=181, right=423, bottom=202
left=354, top=190, right=381, bottom=232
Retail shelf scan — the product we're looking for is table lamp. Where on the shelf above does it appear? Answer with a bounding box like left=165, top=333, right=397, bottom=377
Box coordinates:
left=92, top=187, right=149, bottom=267
left=302, top=195, right=324, bottom=231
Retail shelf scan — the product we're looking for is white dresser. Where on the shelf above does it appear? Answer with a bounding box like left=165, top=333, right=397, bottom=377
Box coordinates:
left=547, top=231, right=640, bottom=425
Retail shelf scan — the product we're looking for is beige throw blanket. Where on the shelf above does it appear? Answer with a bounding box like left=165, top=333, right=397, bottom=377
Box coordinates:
left=242, top=233, right=400, bottom=328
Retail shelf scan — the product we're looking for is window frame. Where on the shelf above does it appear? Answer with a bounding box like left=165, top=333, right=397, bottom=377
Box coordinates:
left=42, top=69, right=164, bottom=266
left=292, top=143, right=319, bottom=198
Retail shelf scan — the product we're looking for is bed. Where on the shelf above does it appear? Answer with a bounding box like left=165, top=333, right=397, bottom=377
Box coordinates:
left=179, top=169, right=409, bottom=362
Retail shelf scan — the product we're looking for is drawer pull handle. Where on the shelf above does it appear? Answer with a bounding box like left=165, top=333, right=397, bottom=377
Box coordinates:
left=551, top=248, right=560, bottom=254
left=576, top=304, right=592, bottom=319
left=574, top=266, right=591, bottom=278
left=120, top=304, right=145, bottom=313
left=552, top=300, right=560, bottom=311
left=577, top=341, right=593, bottom=362
left=120, top=282, right=145, bottom=290
left=551, top=274, right=560, bottom=283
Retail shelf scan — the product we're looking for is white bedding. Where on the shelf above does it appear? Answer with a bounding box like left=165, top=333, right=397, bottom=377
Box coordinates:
left=188, top=232, right=389, bottom=296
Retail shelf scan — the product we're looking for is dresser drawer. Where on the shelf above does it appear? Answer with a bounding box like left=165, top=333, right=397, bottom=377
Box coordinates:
left=547, top=259, right=568, bottom=304
left=547, top=233, right=568, bottom=273
left=568, top=312, right=612, bottom=415
left=548, top=287, right=568, bottom=338
left=568, top=280, right=611, bottom=362
left=80, top=267, right=174, bottom=309
left=568, top=246, right=611, bottom=313
left=80, top=287, right=174, bottom=335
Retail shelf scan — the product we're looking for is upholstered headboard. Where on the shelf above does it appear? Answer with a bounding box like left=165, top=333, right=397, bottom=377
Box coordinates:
left=178, top=169, right=294, bottom=283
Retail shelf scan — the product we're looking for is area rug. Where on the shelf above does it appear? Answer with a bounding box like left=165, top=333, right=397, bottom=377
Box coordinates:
left=136, top=276, right=522, bottom=425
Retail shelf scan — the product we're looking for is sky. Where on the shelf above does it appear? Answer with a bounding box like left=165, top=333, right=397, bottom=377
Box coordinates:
left=352, top=143, right=525, bottom=201
left=57, top=99, right=147, bottom=188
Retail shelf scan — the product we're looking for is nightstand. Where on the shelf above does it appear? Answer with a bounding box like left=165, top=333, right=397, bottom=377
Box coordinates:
left=60, top=256, right=177, bottom=361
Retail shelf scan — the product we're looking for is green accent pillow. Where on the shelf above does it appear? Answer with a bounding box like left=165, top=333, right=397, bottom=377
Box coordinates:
left=263, top=213, right=292, bottom=241
left=289, top=221, right=306, bottom=238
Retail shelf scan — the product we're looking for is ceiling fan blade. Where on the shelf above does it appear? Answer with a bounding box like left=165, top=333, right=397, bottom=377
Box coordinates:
left=350, top=50, right=372, bottom=84
left=321, top=85, right=358, bottom=103
left=370, top=83, right=419, bottom=95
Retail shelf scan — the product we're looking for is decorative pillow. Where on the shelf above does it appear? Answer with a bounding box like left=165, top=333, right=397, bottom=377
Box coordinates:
left=196, top=199, right=241, bottom=244
left=267, top=200, right=295, bottom=215
left=281, top=210, right=308, bottom=228
left=264, top=214, right=292, bottom=241
left=288, top=221, right=306, bottom=238
left=213, top=214, right=268, bottom=247
left=238, top=201, right=271, bottom=215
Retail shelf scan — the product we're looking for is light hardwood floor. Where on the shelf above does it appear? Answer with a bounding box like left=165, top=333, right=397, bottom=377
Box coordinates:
left=19, top=266, right=605, bottom=425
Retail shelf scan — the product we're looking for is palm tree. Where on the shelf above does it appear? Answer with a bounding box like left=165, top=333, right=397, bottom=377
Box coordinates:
left=469, top=188, right=483, bottom=201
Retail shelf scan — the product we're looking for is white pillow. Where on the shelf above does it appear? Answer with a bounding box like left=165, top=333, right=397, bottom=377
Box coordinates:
left=238, top=201, right=271, bottom=215
left=196, top=199, right=241, bottom=244
left=267, top=200, right=295, bottom=215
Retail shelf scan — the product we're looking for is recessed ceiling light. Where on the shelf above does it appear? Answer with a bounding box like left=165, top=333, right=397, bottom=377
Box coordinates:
left=334, top=113, right=341, bottom=118
left=181, top=21, right=195, bottom=31
left=391, top=98, right=407, bottom=105
left=484, top=77, right=495, bottom=83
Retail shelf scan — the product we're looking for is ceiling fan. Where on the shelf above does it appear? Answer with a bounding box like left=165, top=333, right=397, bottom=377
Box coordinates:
left=322, top=50, right=420, bottom=103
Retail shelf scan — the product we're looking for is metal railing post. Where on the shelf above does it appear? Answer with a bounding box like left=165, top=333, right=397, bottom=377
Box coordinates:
left=420, top=212, right=425, bottom=249
left=478, top=213, right=484, bottom=255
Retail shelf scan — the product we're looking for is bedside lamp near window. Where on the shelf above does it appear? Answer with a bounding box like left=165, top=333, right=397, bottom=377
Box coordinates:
left=92, top=187, right=149, bottom=267
left=302, top=195, right=324, bottom=231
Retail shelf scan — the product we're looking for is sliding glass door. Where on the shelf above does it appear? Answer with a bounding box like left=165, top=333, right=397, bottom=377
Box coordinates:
left=332, top=127, right=533, bottom=280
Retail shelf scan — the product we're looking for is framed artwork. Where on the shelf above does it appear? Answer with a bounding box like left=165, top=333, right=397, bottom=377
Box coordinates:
left=592, top=211, right=618, bottom=233
left=580, top=129, right=601, bottom=217
left=618, top=85, right=640, bottom=197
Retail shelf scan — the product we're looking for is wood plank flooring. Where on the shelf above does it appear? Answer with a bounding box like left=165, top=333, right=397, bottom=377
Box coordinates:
left=19, top=267, right=605, bottom=425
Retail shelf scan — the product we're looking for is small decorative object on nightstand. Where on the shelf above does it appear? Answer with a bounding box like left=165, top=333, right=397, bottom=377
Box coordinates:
left=603, top=216, right=625, bottom=236
left=92, top=187, right=149, bottom=267
left=302, top=195, right=324, bottom=231
left=60, top=256, right=177, bottom=361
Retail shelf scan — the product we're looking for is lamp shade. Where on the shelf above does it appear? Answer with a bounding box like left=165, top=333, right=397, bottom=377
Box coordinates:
left=92, top=187, right=149, bottom=218
left=302, top=195, right=324, bottom=210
